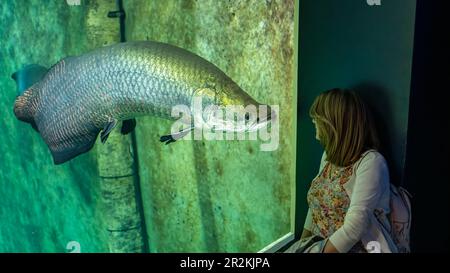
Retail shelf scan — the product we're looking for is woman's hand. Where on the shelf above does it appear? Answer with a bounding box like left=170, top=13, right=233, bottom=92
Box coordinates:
left=323, top=240, right=339, bottom=253
left=300, top=229, right=312, bottom=239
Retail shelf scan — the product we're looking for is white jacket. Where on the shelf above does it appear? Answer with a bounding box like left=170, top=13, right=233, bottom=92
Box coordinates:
left=304, top=150, right=398, bottom=253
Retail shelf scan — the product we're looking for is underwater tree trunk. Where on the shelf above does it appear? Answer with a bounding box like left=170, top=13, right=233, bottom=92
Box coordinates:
left=96, top=132, right=147, bottom=253
left=87, top=0, right=147, bottom=253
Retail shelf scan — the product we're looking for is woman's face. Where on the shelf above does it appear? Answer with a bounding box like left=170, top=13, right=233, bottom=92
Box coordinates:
left=312, top=118, right=320, bottom=141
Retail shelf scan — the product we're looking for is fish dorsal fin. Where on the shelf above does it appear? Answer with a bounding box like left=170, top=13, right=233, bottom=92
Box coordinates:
left=11, top=64, right=48, bottom=95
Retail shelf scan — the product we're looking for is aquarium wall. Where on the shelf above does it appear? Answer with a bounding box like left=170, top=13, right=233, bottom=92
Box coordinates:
left=0, top=0, right=297, bottom=253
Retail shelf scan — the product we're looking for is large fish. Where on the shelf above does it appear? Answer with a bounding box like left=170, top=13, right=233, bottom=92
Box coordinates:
left=12, top=41, right=274, bottom=164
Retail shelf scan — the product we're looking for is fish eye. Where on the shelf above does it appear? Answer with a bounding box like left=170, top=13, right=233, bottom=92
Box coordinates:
left=245, top=113, right=250, bottom=121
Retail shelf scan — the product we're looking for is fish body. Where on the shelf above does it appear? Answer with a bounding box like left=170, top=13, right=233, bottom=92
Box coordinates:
left=13, top=41, right=265, bottom=164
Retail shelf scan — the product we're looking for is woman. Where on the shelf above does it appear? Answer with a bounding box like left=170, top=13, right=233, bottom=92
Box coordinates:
left=301, top=88, right=394, bottom=253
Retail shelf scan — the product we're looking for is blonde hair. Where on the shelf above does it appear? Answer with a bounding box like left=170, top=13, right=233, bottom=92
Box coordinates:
left=309, top=88, right=380, bottom=167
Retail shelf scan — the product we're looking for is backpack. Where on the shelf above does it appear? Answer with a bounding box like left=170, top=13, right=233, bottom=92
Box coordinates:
left=356, top=150, right=413, bottom=253
left=389, top=184, right=412, bottom=253
left=374, top=184, right=412, bottom=253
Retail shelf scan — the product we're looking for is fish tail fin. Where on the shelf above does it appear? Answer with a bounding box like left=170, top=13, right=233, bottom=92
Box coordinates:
left=12, top=64, right=48, bottom=131
left=13, top=90, right=39, bottom=131
left=11, top=64, right=48, bottom=95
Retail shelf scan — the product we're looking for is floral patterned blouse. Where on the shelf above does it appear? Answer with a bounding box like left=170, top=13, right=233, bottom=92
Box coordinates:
left=307, top=161, right=367, bottom=252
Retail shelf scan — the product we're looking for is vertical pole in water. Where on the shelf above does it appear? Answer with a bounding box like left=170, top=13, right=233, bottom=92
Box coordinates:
left=97, top=131, right=147, bottom=253
left=87, top=0, right=148, bottom=253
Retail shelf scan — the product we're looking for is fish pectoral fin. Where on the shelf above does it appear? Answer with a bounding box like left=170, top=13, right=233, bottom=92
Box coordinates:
left=101, top=119, right=118, bottom=143
left=160, top=134, right=176, bottom=145
left=121, top=119, right=136, bottom=135
left=160, top=127, right=193, bottom=145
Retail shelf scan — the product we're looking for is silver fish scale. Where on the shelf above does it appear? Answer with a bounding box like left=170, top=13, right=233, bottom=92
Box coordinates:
left=27, top=41, right=232, bottom=157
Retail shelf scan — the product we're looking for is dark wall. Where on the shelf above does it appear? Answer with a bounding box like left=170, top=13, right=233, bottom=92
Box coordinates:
left=404, top=1, right=448, bottom=252
left=295, top=0, right=417, bottom=240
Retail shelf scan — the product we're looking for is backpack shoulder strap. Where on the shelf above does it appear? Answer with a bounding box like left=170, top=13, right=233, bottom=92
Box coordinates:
left=352, top=149, right=377, bottom=173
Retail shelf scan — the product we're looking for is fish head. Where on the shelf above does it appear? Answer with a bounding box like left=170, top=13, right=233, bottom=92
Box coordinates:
left=193, top=79, right=276, bottom=133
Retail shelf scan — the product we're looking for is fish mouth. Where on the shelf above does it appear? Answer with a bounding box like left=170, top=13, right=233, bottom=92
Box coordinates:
left=201, top=104, right=277, bottom=133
